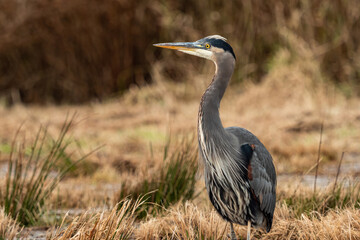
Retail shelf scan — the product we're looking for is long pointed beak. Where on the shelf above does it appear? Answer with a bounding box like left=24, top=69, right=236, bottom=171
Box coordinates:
left=154, top=41, right=212, bottom=60
left=153, top=42, right=201, bottom=51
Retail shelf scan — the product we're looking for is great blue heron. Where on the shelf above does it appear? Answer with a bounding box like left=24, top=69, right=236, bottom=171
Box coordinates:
left=154, top=35, right=276, bottom=240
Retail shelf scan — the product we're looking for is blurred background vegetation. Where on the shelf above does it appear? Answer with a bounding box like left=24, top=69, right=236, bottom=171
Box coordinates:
left=0, top=0, right=359, bottom=104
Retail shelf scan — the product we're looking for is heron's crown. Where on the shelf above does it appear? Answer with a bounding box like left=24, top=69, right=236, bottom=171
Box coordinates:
left=198, top=35, right=236, bottom=60
left=203, top=35, right=227, bottom=41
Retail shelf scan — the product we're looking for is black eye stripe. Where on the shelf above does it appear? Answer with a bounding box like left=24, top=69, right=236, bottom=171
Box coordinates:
left=206, top=38, right=236, bottom=59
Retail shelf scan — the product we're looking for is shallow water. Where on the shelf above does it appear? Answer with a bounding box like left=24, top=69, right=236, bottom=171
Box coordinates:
left=278, top=151, right=360, bottom=189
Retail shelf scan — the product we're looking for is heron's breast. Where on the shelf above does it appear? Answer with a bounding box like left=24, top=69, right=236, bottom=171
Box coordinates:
left=205, top=169, right=249, bottom=224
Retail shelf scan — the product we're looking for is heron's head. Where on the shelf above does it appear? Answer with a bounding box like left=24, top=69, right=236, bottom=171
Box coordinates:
left=153, top=35, right=236, bottom=62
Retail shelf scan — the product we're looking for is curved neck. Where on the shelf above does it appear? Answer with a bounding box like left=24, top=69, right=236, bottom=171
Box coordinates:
left=198, top=55, right=235, bottom=136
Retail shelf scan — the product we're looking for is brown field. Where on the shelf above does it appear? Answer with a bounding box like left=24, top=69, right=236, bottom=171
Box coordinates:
left=1, top=0, right=360, bottom=239
left=1, top=47, right=360, bottom=239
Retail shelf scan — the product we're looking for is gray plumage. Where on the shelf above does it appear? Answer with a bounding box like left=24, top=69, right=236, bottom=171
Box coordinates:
left=154, top=35, right=277, bottom=240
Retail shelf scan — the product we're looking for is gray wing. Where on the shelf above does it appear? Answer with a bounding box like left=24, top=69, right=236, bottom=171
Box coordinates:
left=226, top=127, right=277, bottom=218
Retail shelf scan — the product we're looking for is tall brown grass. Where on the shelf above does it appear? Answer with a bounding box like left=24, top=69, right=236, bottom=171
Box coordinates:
left=136, top=202, right=360, bottom=240
left=48, top=198, right=145, bottom=240
left=136, top=202, right=228, bottom=240
left=0, top=0, right=359, bottom=104
left=0, top=0, right=160, bottom=104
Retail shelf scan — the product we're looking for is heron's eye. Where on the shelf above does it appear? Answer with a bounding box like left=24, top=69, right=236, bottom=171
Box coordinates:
left=205, top=43, right=211, bottom=49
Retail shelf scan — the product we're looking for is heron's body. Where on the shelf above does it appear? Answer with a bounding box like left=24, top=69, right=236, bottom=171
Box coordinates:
left=154, top=35, right=276, bottom=240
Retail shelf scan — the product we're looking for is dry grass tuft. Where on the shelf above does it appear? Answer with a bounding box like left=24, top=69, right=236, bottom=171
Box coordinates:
left=136, top=202, right=228, bottom=240
left=0, top=208, right=22, bottom=240
left=49, top=198, right=144, bottom=240
left=268, top=206, right=360, bottom=240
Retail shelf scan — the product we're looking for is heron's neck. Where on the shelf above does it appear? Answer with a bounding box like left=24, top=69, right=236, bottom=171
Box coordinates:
left=198, top=56, right=235, bottom=138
